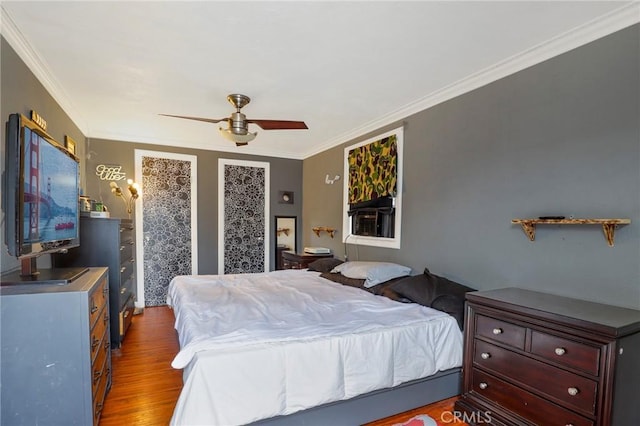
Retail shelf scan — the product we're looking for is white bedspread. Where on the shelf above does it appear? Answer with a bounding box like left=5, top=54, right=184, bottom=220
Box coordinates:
left=167, top=269, right=462, bottom=426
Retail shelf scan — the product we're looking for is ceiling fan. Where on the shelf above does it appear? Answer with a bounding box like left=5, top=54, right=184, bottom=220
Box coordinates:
left=160, top=94, right=308, bottom=146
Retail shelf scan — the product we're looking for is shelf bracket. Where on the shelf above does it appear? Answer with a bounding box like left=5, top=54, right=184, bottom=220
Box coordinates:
left=518, top=222, right=536, bottom=241
left=602, top=223, right=616, bottom=247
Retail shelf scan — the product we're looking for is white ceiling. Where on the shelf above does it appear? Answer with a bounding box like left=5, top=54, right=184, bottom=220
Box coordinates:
left=2, top=1, right=638, bottom=159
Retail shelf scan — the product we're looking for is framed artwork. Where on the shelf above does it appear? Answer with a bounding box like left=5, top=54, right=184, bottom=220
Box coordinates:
left=64, top=135, right=76, bottom=155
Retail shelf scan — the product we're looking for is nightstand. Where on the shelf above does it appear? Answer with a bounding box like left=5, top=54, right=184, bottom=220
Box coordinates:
left=281, top=251, right=333, bottom=270
left=455, top=287, right=640, bottom=425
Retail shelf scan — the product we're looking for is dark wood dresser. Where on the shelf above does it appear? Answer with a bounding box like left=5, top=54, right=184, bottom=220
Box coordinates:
left=455, top=287, right=640, bottom=426
left=281, top=250, right=333, bottom=269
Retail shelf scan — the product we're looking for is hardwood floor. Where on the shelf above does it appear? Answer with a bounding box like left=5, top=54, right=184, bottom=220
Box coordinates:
left=99, top=306, right=466, bottom=425
left=100, top=306, right=183, bottom=426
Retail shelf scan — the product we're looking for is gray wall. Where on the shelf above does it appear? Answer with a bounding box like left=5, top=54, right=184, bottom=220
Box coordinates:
left=1, top=37, right=87, bottom=273
left=85, top=138, right=302, bottom=274
left=303, top=25, right=640, bottom=309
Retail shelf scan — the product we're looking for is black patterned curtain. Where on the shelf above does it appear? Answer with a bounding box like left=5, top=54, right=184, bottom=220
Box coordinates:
left=347, top=134, right=398, bottom=204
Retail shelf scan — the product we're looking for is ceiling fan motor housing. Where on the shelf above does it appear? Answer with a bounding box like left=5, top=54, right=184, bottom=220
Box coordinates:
left=229, top=112, right=250, bottom=135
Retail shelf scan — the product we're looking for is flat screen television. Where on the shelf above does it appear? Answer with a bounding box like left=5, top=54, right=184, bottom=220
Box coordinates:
left=2, top=113, right=86, bottom=284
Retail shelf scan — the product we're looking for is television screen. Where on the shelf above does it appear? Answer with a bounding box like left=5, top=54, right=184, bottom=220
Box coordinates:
left=3, top=113, right=80, bottom=259
left=21, top=125, right=79, bottom=251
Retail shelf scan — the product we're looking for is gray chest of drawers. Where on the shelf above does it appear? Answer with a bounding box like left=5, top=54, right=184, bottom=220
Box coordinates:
left=455, top=288, right=640, bottom=426
left=1, top=268, right=111, bottom=425
left=54, top=217, right=136, bottom=347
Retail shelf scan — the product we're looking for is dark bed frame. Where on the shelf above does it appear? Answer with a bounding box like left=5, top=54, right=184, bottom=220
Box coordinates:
left=251, top=367, right=461, bottom=426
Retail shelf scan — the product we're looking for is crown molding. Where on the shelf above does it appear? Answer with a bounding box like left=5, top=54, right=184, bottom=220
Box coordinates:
left=1, top=6, right=89, bottom=135
left=302, top=2, right=640, bottom=159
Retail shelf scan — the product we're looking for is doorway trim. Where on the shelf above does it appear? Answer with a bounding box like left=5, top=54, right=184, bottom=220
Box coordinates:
left=134, top=149, right=198, bottom=308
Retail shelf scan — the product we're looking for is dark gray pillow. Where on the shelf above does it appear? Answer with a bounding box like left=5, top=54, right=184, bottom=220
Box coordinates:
left=389, top=268, right=474, bottom=329
left=431, top=294, right=466, bottom=329
left=378, top=287, right=412, bottom=303
left=308, top=258, right=344, bottom=273
left=319, top=272, right=365, bottom=289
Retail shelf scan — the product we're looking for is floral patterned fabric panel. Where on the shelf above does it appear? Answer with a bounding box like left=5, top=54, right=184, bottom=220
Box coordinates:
left=142, top=156, right=193, bottom=306
left=223, top=164, right=265, bottom=274
left=347, top=134, right=398, bottom=204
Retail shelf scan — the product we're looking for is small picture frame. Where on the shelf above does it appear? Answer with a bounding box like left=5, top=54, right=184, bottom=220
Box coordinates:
left=65, top=135, right=76, bottom=155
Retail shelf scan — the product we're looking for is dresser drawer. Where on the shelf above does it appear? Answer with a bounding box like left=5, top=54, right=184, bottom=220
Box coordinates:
left=88, top=278, right=108, bottom=329
left=120, top=257, right=135, bottom=283
left=281, top=251, right=332, bottom=270
left=119, top=275, right=134, bottom=309
left=119, top=239, right=135, bottom=264
left=475, top=314, right=526, bottom=350
left=90, top=308, right=109, bottom=363
left=530, top=330, right=601, bottom=376
left=119, top=222, right=134, bottom=238
left=119, top=296, right=135, bottom=338
left=474, top=339, right=597, bottom=414
left=283, top=260, right=303, bottom=269
left=92, top=356, right=110, bottom=426
left=471, top=369, right=594, bottom=426
left=91, top=330, right=109, bottom=398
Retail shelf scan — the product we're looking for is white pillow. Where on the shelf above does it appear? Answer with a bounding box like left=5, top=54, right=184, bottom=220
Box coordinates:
left=331, top=261, right=411, bottom=288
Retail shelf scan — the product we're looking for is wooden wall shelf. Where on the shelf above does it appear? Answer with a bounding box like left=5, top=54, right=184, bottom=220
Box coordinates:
left=312, top=227, right=336, bottom=238
left=511, top=218, right=631, bottom=247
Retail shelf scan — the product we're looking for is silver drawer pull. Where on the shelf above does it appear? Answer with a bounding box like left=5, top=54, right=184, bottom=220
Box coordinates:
left=120, top=245, right=125, bottom=251
left=120, top=266, right=126, bottom=273
left=555, top=347, right=566, bottom=356
left=481, top=352, right=491, bottom=360
left=479, top=382, right=488, bottom=390
left=567, top=387, right=579, bottom=396
left=492, top=328, right=503, bottom=335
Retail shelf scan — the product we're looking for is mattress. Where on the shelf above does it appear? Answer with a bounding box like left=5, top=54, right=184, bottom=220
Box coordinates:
left=167, top=269, right=463, bottom=425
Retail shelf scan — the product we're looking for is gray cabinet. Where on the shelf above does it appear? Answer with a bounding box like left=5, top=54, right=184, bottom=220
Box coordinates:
left=1, top=267, right=111, bottom=425
left=55, top=217, right=136, bottom=347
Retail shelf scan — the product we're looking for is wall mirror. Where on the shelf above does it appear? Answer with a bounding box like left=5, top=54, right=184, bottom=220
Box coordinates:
left=275, top=216, right=297, bottom=269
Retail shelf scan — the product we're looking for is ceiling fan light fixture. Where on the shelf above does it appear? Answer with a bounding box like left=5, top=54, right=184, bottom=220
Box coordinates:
left=218, top=127, right=257, bottom=145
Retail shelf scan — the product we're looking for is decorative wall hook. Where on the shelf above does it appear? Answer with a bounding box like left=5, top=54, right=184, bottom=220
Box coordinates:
left=325, top=174, right=341, bottom=185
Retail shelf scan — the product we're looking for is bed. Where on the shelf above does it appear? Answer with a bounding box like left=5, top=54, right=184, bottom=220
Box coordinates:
left=167, top=263, right=469, bottom=426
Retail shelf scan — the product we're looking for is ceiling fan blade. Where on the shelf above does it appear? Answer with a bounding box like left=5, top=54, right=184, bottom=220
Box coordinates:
left=159, top=114, right=227, bottom=124
left=248, top=119, right=308, bottom=130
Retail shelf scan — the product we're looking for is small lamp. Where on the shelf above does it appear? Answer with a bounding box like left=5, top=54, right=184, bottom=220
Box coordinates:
left=110, top=179, right=140, bottom=218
